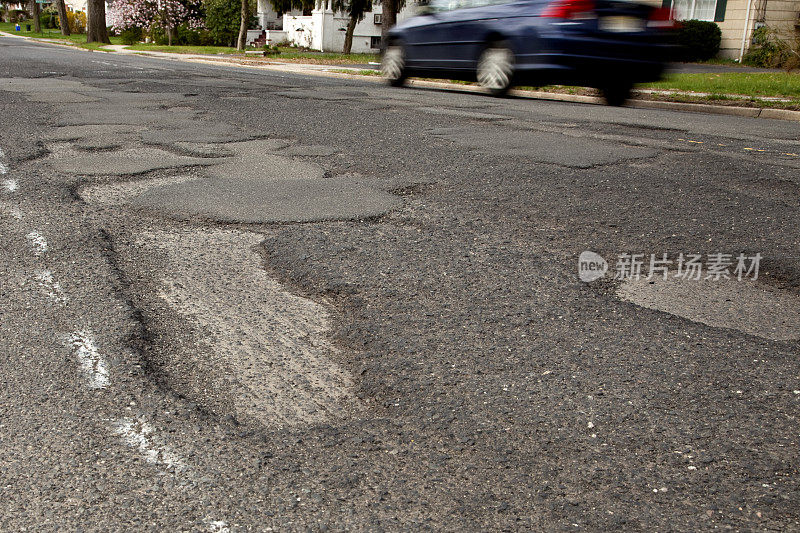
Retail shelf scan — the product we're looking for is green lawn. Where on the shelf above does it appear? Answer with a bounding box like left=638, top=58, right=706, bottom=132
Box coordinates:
left=638, top=72, right=800, bottom=98
left=126, top=44, right=244, bottom=55
left=128, top=43, right=378, bottom=63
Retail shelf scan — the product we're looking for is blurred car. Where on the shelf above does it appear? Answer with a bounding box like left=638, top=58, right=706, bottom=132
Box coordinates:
left=381, top=0, right=676, bottom=105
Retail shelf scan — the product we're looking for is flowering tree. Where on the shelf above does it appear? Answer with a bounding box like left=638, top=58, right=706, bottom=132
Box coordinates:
left=108, top=0, right=203, bottom=45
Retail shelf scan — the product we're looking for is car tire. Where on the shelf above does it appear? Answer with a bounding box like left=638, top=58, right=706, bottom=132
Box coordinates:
left=477, top=41, right=515, bottom=97
left=382, top=44, right=407, bottom=87
left=600, top=82, right=632, bottom=106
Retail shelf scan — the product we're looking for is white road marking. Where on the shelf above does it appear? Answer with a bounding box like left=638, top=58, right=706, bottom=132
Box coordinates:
left=203, top=518, right=230, bottom=532
left=34, top=269, right=67, bottom=304
left=0, top=162, right=7, bottom=175
left=2, top=178, right=17, bottom=191
left=25, top=231, right=48, bottom=255
left=68, top=329, right=110, bottom=389
left=111, top=417, right=186, bottom=470
left=0, top=201, right=22, bottom=220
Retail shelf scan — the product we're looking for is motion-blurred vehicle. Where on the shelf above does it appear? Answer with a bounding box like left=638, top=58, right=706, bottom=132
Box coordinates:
left=381, top=0, right=676, bottom=105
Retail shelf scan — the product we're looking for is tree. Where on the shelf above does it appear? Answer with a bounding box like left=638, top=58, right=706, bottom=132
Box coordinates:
left=269, top=0, right=314, bottom=16
left=339, top=0, right=369, bottom=53
left=108, top=0, right=203, bottom=44
left=236, top=0, right=247, bottom=50
left=56, top=0, right=70, bottom=35
left=204, top=0, right=244, bottom=46
left=29, top=0, right=41, bottom=32
left=86, top=0, right=111, bottom=42
left=379, top=0, right=404, bottom=47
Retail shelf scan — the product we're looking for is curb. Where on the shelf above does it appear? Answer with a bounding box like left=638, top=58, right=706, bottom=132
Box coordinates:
left=3, top=31, right=798, bottom=122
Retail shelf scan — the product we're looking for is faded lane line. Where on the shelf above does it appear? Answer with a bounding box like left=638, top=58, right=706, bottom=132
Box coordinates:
left=68, top=329, right=110, bottom=389
left=110, top=416, right=186, bottom=471
left=1, top=178, right=16, bottom=191
left=25, top=231, right=48, bottom=255
left=203, top=518, right=231, bottom=532
left=0, top=162, right=8, bottom=175
left=34, top=269, right=67, bottom=304
left=0, top=201, right=22, bottom=220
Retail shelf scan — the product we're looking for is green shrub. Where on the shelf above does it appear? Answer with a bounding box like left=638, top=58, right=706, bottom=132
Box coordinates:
left=39, top=12, right=57, bottom=29
left=9, top=9, right=30, bottom=23
left=677, top=20, right=721, bottom=62
left=177, top=24, right=202, bottom=45
left=203, top=0, right=256, bottom=46
left=742, top=26, right=798, bottom=69
left=262, top=43, right=280, bottom=55
left=120, top=27, right=143, bottom=45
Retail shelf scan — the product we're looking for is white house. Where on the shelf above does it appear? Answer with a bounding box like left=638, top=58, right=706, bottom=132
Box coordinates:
left=64, top=0, right=87, bottom=12
left=254, top=0, right=420, bottom=53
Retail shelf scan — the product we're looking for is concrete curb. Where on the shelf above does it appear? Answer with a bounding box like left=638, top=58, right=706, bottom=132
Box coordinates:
left=3, top=31, right=798, bottom=122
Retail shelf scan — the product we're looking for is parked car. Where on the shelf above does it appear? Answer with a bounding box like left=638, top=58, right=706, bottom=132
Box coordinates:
left=381, top=0, right=676, bottom=105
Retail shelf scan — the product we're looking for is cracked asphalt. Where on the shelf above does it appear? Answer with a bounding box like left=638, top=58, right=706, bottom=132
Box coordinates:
left=1, top=35, right=799, bottom=531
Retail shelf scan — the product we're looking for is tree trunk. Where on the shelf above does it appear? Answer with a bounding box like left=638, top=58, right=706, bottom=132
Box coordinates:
left=56, top=0, right=70, bottom=35
left=342, top=14, right=356, bottom=54
left=30, top=0, right=41, bottom=33
left=380, top=0, right=397, bottom=50
left=86, top=0, right=110, bottom=43
left=236, top=0, right=248, bottom=50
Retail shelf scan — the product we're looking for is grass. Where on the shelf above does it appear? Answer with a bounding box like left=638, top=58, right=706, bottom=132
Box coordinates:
left=637, top=72, right=800, bottom=98
left=126, top=44, right=244, bottom=55
left=122, top=43, right=377, bottom=63
left=272, top=48, right=378, bottom=64
left=330, top=69, right=382, bottom=76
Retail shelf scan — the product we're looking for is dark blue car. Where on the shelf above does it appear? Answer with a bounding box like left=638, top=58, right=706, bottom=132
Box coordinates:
left=382, top=0, right=676, bottom=105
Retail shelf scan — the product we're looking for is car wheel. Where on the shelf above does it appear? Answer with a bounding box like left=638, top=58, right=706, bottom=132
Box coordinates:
left=382, top=44, right=407, bottom=87
left=477, top=42, right=515, bottom=96
left=600, top=82, right=632, bottom=106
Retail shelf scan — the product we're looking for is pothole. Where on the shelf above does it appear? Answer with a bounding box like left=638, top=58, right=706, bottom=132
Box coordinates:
left=79, top=175, right=201, bottom=206
left=618, top=277, right=800, bottom=341
left=46, top=147, right=217, bottom=176
left=131, top=228, right=359, bottom=427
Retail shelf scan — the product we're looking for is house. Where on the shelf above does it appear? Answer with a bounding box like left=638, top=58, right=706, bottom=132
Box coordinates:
left=64, top=0, right=87, bottom=12
left=661, top=0, right=800, bottom=59
left=254, top=0, right=420, bottom=53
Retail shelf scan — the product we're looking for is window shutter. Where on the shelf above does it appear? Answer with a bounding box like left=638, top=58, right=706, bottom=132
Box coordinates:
left=714, top=0, right=726, bottom=21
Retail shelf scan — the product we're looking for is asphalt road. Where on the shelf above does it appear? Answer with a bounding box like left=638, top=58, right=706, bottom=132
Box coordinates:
left=1, top=35, right=799, bottom=531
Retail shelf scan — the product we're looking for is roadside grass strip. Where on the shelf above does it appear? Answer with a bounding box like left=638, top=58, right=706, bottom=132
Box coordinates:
left=640, top=72, right=800, bottom=99
left=68, top=329, right=110, bottom=389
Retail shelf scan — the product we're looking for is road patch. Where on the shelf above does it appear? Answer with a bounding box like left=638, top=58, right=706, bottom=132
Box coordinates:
left=618, top=277, right=800, bottom=341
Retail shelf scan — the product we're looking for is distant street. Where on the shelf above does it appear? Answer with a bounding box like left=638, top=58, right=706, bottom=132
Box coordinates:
left=1, top=35, right=799, bottom=531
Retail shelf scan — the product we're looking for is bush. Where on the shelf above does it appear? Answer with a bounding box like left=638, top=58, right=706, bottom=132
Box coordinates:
left=40, top=12, right=58, bottom=29
left=743, top=26, right=799, bottom=70
left=120, top=26, right=142, bottom=45
left=203, top=0, right=256, bottom=46
left=177, top=24, right=202, bottom=45
left=677, top=20, right=721, bottom=62
left=64, top=10, right=86, bottom=33
left=8, top=9, right=30, bottom=23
